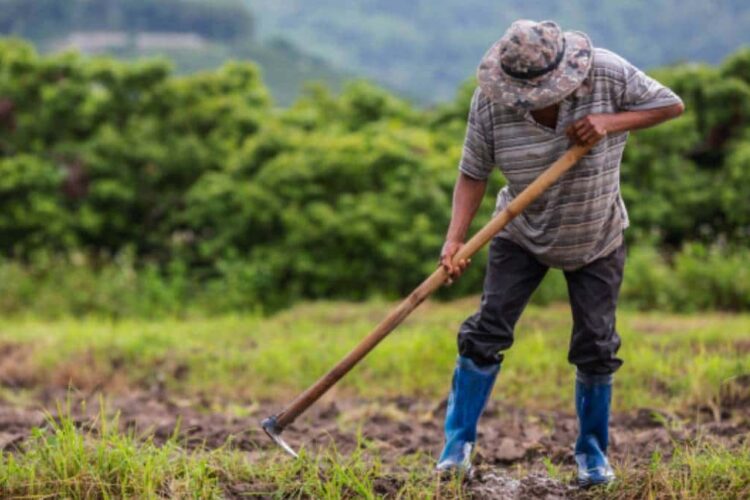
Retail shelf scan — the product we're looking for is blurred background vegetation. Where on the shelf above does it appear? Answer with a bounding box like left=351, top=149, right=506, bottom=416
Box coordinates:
left=4, top=0, right=749, bottom=104
left=0, top=0, right=346, bottom=105
left=0, top=0, right=748, bottom=317
left=251, top=0, right=750, bottom=102
left=0, top=0, right=750, bottom=105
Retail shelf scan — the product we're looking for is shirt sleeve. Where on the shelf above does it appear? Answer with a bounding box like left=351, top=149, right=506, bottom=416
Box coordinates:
left=458, top=87, right=495, bottom=180
left=618, top=58, right=683, bottom=111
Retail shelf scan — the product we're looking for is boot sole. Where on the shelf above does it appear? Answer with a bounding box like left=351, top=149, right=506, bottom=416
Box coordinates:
left=578, top=477, right=614, bottom=489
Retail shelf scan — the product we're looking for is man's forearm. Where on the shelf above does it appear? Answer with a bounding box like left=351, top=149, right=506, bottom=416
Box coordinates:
left=606, top=103, right=684, bottom=133
left=568, top=103, right=684, bottom=145
left=446, top=173, right=488, bottom=242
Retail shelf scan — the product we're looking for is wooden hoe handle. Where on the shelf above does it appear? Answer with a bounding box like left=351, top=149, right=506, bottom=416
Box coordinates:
left=268, top=144, right=592, bottom=431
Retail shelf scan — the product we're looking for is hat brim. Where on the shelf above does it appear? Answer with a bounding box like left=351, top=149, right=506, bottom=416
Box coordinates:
left=477, top=30, right=593, bottom=110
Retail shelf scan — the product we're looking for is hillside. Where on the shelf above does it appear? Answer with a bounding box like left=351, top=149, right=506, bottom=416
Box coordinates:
left=5, top=0, right=744, bottom=105
left=0, top=0, right=345, bottom=105
left=251, top=0, right=750, bottom=102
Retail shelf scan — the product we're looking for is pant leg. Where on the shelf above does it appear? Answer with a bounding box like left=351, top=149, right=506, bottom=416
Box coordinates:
left=458, top=236, right=549, bottom=366
left=564, top=242, right=626, bottom=376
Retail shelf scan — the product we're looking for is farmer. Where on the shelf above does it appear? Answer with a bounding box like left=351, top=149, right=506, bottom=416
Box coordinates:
left=437, top=20, right=684, bottom=486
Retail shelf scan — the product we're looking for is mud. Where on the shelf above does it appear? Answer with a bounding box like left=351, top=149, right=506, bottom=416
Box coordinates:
left=0, top=389, right=748, bottom=498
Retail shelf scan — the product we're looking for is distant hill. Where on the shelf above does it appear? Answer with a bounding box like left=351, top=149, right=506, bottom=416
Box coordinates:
left=5, top=0, right=748, bottom=105
left=250, top=0, right=750, bottom=103
left=0, top=0, right=345, bottom=105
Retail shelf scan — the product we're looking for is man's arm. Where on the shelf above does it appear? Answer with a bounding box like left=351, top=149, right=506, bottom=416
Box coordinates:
left=440, top=172, right=487, bottom=283
left=566, top=103, right=684, bottom=146
left=443, top=87, right=494, bottom=283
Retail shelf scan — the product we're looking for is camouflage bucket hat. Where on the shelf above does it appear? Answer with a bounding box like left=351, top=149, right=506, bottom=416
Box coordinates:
left=477, top=20, right=593, bottom=110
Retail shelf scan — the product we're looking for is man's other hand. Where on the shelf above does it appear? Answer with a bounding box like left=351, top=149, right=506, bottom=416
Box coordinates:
left=440, top=240, right=470, bottom=285
left=566, top=114, right=609, bottom=146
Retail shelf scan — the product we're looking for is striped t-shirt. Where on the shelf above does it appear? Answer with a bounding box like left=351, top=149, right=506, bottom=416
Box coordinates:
left=459, top=48, right=683, bottom=270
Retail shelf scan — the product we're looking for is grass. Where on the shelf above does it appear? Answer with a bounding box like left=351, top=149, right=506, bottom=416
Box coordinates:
left=0, top=405, right=225, bottom=498
left=0, top=298, right=747, bottom=411
left=0, top=404, right=464, bottom=499
left=1, top=408, right=748, bottom=498
left=0, top=299, right=748, bottom=498
left=606, top=444, right=750, bottom=499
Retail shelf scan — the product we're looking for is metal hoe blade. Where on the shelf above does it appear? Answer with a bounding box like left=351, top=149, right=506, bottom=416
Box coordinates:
left=261, top=415, right=298, bottom=458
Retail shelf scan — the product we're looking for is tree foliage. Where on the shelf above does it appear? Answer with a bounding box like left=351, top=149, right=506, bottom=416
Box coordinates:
left=0, top=40, right=749, bottom=310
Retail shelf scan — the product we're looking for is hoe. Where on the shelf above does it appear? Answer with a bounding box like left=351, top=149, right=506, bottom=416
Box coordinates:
left=262, top=144, right=592, bottom=457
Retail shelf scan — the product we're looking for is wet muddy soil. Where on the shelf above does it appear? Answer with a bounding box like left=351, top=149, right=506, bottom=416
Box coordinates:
left=0, top=392, right=748, bottom=498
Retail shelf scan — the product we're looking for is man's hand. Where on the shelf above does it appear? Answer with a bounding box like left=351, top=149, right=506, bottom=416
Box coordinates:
left=566, top=114, right=610, bottom=146
left=440, top=240, right=470, bottom=286
left=566, top=105, right=685, bottom=147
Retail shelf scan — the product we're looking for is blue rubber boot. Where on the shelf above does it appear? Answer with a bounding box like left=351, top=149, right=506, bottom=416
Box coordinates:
left=436, top=356, right=500, bottom=474
left=575, top=372, right=615, bottom=487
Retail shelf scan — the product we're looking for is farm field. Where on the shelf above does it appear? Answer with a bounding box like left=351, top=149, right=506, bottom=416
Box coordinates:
left=2, top=4, right=750, bottom=499
left=0, top=298, right=748, bottom=498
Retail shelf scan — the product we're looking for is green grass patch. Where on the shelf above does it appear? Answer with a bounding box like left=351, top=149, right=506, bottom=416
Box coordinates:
left=0, top=405, right=224, bottom=498
left=0, top=299, right=747, bottom=412
left=2, top=405, right=748, bottom=499
left=606, top=443, right=750, bottom=499
left=0, top=406, right=462, bottom=499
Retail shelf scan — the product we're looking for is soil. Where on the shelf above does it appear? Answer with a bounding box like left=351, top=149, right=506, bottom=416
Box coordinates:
left=0, top=389, right=748, bottom=499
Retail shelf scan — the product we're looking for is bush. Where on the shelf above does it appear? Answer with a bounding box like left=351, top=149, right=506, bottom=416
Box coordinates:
left=0, top=243, right=746, bottom=318
left=621, top=244, right=750, bottom=312
left=1, top=40, right=750, bottom=314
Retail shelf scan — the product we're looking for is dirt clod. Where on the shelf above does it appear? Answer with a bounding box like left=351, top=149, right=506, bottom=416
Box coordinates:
left=0, top=392, right=747, bottom=498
